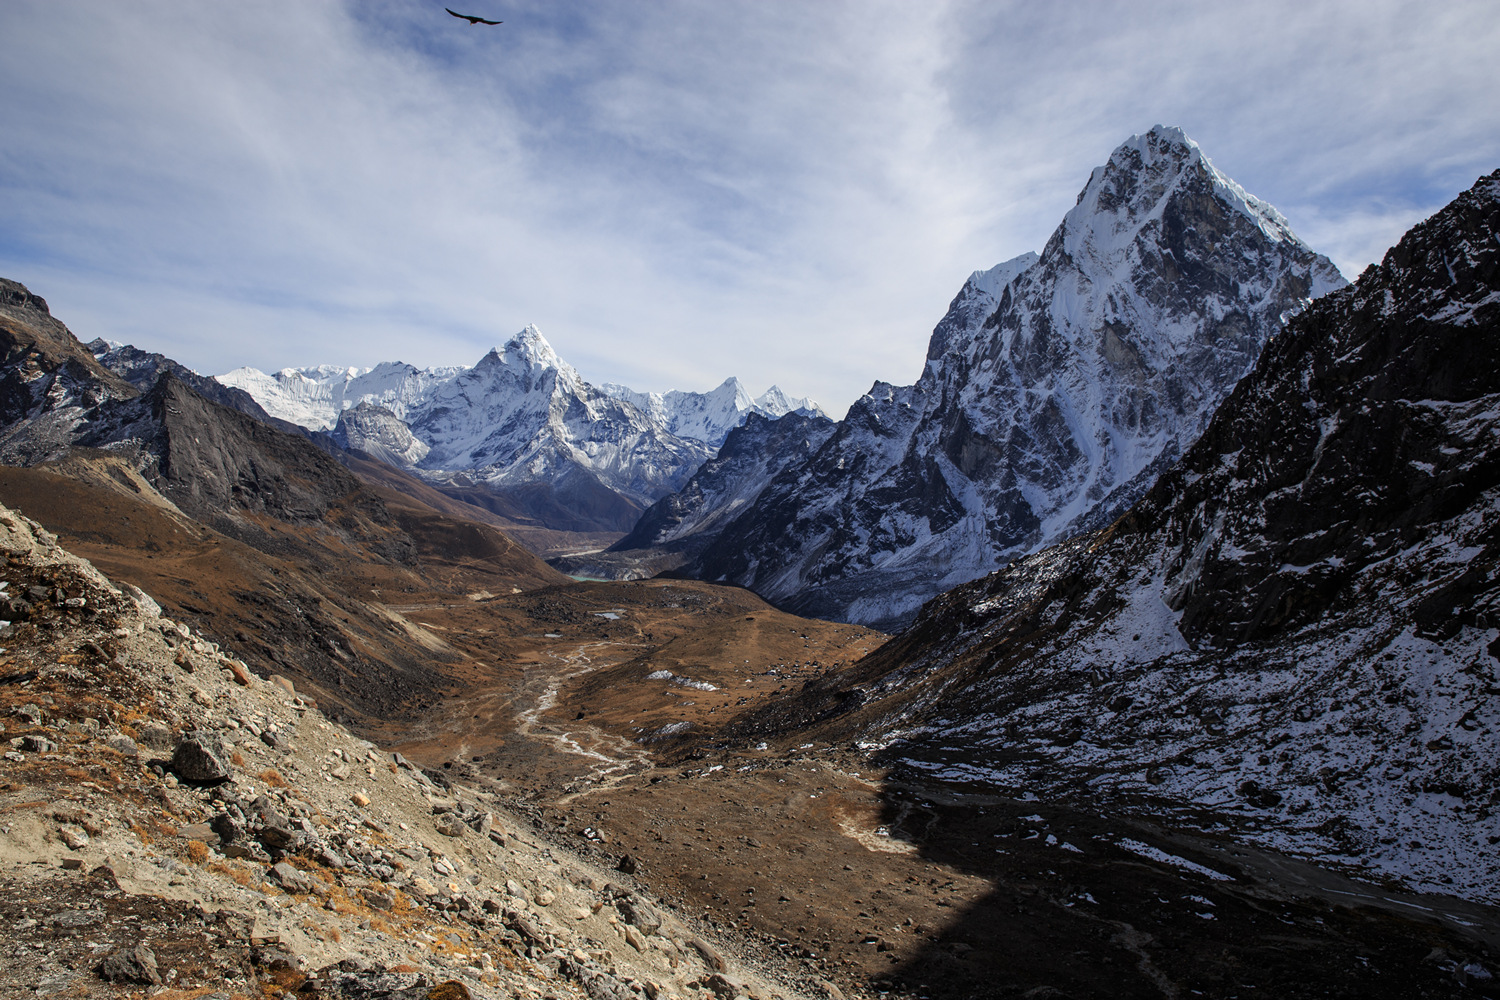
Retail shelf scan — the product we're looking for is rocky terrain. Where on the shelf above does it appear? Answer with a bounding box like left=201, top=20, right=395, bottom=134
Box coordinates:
left=5, top=490, right=1495, bottom=1000
left=2, top=143, right=1498, bottom=1000
left=0, top=499, right=818, bottom=1000
left=0, top=277, right=577, bottom=728
left=673, top=127, right=1347, bottom=629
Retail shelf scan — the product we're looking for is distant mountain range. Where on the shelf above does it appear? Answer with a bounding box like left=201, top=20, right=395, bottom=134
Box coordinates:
left=211, top=332, right=823, bottom=538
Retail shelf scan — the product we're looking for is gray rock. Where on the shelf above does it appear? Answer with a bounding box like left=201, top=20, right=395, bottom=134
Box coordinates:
left=268, top=861, right=313, bottom=895
left=581, top=968, right=635, bottom=1000
left=170, top=730, right=232, bottom=782
left=505, top=910, right=549, bottom=947
left=105, top=734, right=139, bottom=758
left=224, top=842, right=271, bottom=863
left=48, top=908, right=104, bottom=929
left=139, top=722, right=175, bottom=750
left=361, top=888, right=394, bottom=911
left=616, top=895, right=663, bottom=934
left=210, top=811, right=244, bottom=844
left=19, top=734, right=56, bottom=753
left=11, top=703, right=43, bottom=726
left=98, top=943, right=162, bottom=985
left=434, top=814, right=467, bottom=838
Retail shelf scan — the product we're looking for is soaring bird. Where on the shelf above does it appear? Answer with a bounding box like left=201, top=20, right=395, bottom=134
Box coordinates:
left=446, top=8, right=502, bottom=25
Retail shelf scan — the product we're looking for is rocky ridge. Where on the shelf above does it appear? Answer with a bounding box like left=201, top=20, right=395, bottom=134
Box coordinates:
left=0, top=499, right=808, bottom=1000
left=680, top=127, right=1347, bottom=629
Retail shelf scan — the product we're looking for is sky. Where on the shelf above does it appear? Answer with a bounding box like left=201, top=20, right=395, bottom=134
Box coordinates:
left=1, top=1, right=1496, bottom=418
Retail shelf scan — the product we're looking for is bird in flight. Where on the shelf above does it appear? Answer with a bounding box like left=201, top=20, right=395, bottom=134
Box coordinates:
left=446, top=8, right=502, bottom=25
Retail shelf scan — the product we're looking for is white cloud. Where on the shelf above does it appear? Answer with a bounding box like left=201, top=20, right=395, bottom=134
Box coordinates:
left=0, top=0, right=1496, bottom=416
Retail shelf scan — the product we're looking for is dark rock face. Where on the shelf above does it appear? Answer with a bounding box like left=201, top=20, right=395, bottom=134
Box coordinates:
left=97, top=943, right=162, bottom=985
left=610, top=411, right=837, bottom=559
left=0, top=281, right=137, bottom=458
left=169, top=730, right=232, bottom=782
left=743, top=171, right=1500, bottom=901
left=678, top=128, right=1345, bottom=628
left=1149, top=173, right=1500, bottom=645
left=87, top=339, right=273, bottom=423
left=0, top=283, right=416, bottom=564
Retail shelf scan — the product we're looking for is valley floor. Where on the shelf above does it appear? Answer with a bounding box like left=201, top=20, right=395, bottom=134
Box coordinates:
left=1, top=501, right=1496, bottom=999
left=370, top=584, right=1500, bottom=999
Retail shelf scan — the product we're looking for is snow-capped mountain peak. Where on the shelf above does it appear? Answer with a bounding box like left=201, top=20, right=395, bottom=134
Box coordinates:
left=682, top=127, right=1348, bottom=629
left=1068, top=126, right=1317, bottom=262
left=496, top=324, right=567, bottom=374
left=753, top=385, right=824, bottom=417
left=965, top=252, right=1040, bottom=302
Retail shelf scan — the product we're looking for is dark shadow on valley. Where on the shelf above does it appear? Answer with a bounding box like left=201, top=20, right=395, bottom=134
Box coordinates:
left=861, top=753, right=1500, bottom=1000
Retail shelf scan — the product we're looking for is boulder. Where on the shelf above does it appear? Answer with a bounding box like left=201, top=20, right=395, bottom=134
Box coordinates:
left=434, top=814, right=467, bottom=838
left=169, top=730, right=232, bottom=782
left=98, top=944, right=161, bottom=985
left=268, top=861, right=312, bottom=895
left=105, top=734, right=139, bottom=758
left=616, top=895, right=663, bottom=934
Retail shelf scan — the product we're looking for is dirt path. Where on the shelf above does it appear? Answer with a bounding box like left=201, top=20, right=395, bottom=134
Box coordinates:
left=517, top=640, right=658, bottom=798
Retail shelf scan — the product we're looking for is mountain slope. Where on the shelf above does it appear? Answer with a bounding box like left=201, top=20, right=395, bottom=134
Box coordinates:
left=727, top=170, right=1500, bottom=901
left=550, top=410, right=839, bottom=580
left=0, top=278, right=567, bottom=720
left=87, top=338, right=274, bottom=424
left=685, top=127, right=1346, bottom=628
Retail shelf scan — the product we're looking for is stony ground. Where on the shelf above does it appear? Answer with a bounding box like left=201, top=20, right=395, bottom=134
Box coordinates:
left=0, top=500, right=815, bottom=1000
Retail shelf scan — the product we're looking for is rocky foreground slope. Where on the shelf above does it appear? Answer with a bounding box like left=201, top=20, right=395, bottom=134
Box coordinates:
left=0, top=499, right=804, bottom=1000
left=729, top=170, right=1500, bottom=904
left=675, top=127, right=1345, bottom=628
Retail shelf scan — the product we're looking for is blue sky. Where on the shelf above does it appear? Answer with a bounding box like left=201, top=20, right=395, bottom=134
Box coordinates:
left=1, top=1, right=1496, bottom=416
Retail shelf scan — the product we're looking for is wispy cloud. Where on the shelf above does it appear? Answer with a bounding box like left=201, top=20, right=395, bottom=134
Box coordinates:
left=1, top=0, right=1495, bottom=415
